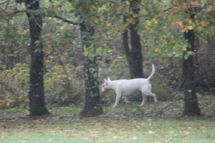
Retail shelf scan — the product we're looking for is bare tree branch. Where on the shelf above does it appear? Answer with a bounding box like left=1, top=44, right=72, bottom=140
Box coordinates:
left=52, top=15, right=81, bottom=25
left=4, top=0, right=10, bottom=9
left=10, top=9, right=81, bottom=25
left=0, top=0, right=8, bottom=5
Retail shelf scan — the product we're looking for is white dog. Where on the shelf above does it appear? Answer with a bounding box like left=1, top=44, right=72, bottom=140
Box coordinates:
left=102, top=64, right=158, bottom=107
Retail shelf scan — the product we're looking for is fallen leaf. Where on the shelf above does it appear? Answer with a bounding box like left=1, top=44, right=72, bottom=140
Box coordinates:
left=205, top=135, right=211, bottom=138
left=164, top=135, right=170, bottom=139
left=68, top=135, right=75, bottom=138
left=37, top=131, right=42, bottom=133
left=1, top=125, right=7, bottom=129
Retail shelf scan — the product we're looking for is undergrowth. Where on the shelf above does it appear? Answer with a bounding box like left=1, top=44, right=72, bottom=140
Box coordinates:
left=1, top=94, right=215, bottom=119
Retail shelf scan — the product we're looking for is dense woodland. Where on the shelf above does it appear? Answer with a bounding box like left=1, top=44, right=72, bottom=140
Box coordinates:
left=0, top=0, right=215, bottom=117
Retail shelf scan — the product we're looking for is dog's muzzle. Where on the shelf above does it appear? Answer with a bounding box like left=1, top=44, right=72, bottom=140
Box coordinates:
left=102, top=89, right=108, bottom=94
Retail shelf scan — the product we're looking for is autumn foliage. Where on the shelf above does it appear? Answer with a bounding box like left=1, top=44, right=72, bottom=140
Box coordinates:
left=0, top=0, right=214, bottom=113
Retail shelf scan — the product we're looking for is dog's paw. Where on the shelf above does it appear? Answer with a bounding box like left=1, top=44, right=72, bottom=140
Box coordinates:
left=139, top=104, right=145, bottom=107
left=125, top=101, right=132, bottom=104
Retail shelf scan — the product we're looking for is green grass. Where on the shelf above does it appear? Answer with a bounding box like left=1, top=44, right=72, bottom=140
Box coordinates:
left=1, top=98, right=215, bottom=143
left=1, top=116, right=215, bottom=143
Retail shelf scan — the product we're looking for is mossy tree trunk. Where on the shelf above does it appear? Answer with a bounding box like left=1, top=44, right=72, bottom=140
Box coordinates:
left=25, top=0, right=49, bottom=116
left=79, top=19, right=103, bottom=117
left=183, top=10, right=200, bottom=116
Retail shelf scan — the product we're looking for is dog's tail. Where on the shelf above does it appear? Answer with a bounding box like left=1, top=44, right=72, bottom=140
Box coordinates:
left=147, top=64, right=155, bottom=80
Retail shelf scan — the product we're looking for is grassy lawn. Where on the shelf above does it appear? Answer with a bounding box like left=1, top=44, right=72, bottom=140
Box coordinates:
left=0, top=98, right=215, bottom=143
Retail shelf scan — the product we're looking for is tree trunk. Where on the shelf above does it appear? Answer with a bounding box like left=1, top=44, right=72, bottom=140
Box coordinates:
left=129, top=0, right=144, bottom=78
left=123, top=16, right=133, bottom=78
left=25, top=0, right=49, bottom=116
left=79, top=19, right=103, bottom=117
left=183, top=20, right=200, bottom=116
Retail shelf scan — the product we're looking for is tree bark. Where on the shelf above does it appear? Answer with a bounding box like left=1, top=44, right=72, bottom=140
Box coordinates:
left=25, top=0, right=49, bottom=116
left=79, top=19, right=103, bottom=117
left=129, top=0, right=144, bottom=78
left=123, top=16, right=133, bottom=78
left=183, top=12, right=200, bottom=116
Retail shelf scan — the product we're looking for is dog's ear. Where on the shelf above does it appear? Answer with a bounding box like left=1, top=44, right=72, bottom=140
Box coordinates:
left=108, top=77, right=111, bottom=82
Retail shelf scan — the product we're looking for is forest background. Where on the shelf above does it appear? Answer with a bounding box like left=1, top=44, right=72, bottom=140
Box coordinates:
left=0, top=0, right=215, bottom=117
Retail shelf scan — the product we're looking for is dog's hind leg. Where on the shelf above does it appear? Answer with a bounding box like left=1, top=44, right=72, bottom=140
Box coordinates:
left=123, top=96, right=131, bottom=104
left=147, top=92, right=158, bottom=102
left=141, top=86, right=158, bottom=103
left=151, top=92, right=158, bottom=102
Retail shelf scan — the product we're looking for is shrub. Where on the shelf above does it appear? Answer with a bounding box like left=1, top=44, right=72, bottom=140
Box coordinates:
left=44, top=64, right=85, bottom=106
left=0, top=63, right=85, bottom=108
left=0, top=63, right=29, bottom=108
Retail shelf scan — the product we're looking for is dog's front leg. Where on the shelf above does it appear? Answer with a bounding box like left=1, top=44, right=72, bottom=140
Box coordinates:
left=140, top=94, right=146, bottom=106
left=113, top=91, right=121, bottom=108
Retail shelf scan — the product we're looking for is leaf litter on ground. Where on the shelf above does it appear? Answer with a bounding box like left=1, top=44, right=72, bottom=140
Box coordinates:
left=0, top=99, right=215, bottom=143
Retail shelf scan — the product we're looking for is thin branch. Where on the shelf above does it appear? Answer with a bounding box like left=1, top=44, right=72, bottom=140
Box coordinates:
left=196, top=32, right=215, bottom=48
left=0, top=0, right=8, bottom=5
left=11, top=10, right=27, bottom=15
left=42, top=8, right=81, bottom=25
left=164, top=6, right=171, bottom=12
left=52, top=15, right=81, bottom=25
left=56, top=52, right=77, bottom=107
left=54, top=42, right=78, bottom=107
left=14, top=9, right=81, bottom=25
left=4, top=0, right=10, bottom=9
left=134, top=94, right=182, bottom=117
left=10, top=9, right=81, bottom=25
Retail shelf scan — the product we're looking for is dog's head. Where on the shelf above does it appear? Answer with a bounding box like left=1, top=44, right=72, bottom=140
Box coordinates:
left=101, top=77, right=111, bottom=94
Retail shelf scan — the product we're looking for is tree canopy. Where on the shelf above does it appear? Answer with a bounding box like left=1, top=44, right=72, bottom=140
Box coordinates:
left=0, top=0, right=214, bottom=116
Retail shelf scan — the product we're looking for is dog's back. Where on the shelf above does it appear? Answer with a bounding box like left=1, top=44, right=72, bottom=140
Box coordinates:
left=111, top=78, right=150, bottom=96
